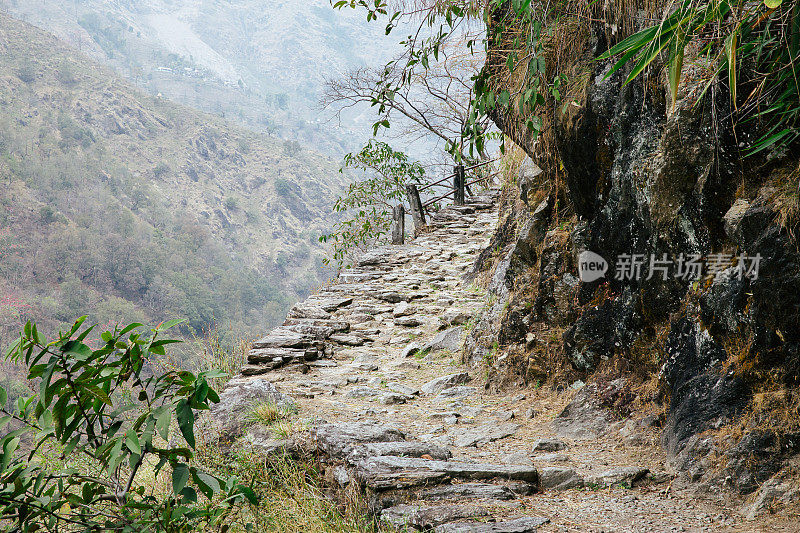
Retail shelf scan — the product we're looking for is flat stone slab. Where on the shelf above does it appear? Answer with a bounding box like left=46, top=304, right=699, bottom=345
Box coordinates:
left=283, top=318, right=350, bottom=332
left=538, top=467, right=584, bottom=490
left=355, top=456, right=538, bottom=491
left=423, top=326, right=465, bottom=353
left=453, top=423, right=520, bottom=448
left=252, top=330, right=318, bottom=349
left=434, top=516, right=550, bottom=533
left=421, top=373, right=471, bottom=395
left=437, top=386, right=477, bottom=399
left=287, top=304, right=332, bottom=319
left=349, top=441, right=452, bottom=463
left=395, top=316, right=423, bottom=327
left=387, top=382, right=419, bottom=396
left=329, top=334, right=366, bottom=346
left=310, top=297, right=355, bottom=311
left=420, top=482, right=533, bottom=501
left=382, top=504, right=488, bottom=530
left=345, top=386, right=381, bottom=399
left=531, top=438, right=567, bottom=453
left=312, top=423, right=405, bottom=460
left=587, top=467, right=649, bottom=487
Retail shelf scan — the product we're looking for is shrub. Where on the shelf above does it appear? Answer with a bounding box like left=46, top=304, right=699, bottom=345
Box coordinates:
left=320, top=140, right=424, bottom=267
left=0, top=318, right=256, bottom=531
left=274, top=177, right=298, bottom=198
left=153, top=162, right=170, bottom=178
left=282, top=140, right=301, bottom=157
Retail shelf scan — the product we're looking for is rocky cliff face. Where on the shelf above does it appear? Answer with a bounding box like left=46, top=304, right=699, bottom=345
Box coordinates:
left=467, top=3, right=800, bottom=498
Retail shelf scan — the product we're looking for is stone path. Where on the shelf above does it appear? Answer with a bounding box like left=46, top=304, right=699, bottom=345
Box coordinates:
left=217, top=190, right=787, bottom=532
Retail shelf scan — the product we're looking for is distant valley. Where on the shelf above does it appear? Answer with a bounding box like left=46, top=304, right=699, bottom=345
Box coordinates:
left=0, top=11, right=350, bottom=346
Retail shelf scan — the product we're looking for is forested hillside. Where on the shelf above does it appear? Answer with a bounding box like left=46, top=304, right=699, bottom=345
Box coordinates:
left=0, top=12, right=348, bottom=347
left=0, top=0, right=397, bottom=155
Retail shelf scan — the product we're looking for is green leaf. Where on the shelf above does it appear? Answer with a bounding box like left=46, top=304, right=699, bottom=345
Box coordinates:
left=0, top=386, right=6, bottom=407
left=125, top=429, right=141, bottom=455
left=157, top=319, right=185, bottom=331
left=724, top=30, right=738, bottom=108
left=156, top=407, right=171, bottom=441
left=119, top=323, right=143, bottom=336
left=764, top=0, right=782, bottom=8
left=176, top=400, right=196, bottom=448
left=172, top=463, right=190, bottom=495
left=85, top=384, right=112, bottom=407
left=667, top=41, right=684, bottom=107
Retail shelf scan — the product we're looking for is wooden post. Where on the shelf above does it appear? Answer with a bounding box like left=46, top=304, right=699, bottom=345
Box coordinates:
left=454, top=164, right=465, bottom=205
left=391, top=204, right=405, bottom=244
left=406, top=184, right=426, bottom=231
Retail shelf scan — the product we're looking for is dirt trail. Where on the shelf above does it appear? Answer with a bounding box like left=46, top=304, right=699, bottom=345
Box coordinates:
left=223, top=191, right=795, bottom=532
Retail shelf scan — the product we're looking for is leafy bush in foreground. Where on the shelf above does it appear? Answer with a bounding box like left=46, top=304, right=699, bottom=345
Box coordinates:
left=0, top=318, right=256, bottom=532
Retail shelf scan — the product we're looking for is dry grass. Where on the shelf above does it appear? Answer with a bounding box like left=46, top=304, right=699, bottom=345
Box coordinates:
left=244, top=399, right=298, bottom=428
left=196, top=451, right=380, bottom=533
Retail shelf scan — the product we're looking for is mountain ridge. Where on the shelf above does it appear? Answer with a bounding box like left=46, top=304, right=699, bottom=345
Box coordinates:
left=0, top=11, right=347, bottom=345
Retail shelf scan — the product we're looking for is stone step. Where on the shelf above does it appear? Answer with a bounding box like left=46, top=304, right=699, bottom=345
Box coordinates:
left=434, top=516, right=550, bottom=533
left=418, top=482, right=534, bottom=502
left=354, top=456, right=539, bottom=491
left=381, top=503, right=488, bottom=531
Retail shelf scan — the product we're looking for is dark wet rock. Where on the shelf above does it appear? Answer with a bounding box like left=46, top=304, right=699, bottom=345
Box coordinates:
left=453, top=423, right=520, bottom=448
left=434, top=516, right=549, bottom=533
left=312, top=422, right=405, bottom=460
left=662, top=317, right=748, bottom=457
left=381, top=503, right=488, bottom=530
left=721, top=431, right=800, bottom=494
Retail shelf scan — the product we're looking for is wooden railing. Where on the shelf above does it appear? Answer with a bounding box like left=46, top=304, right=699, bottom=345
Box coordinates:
left=392, top=158, right=497, bottom=244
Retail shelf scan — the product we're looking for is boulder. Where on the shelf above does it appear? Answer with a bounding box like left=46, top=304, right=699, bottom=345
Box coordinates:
left=424, top=327, right=466, bottom=353
left=587, top=467, right=649, bottom=488
left=381, top=504, right=487, bottom=530
left=311, top=422, right=405, bottom=460
left=538, top=467, right=583, bottom=490
left=208, top=378, right=295, bottom=441
left=421, top=373, right=471, bottom=395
